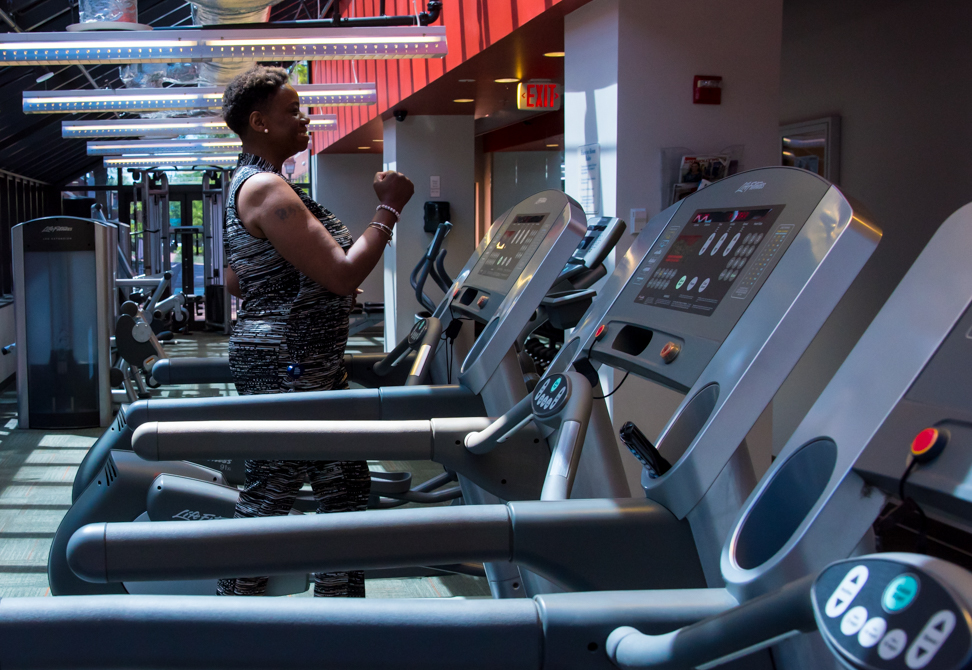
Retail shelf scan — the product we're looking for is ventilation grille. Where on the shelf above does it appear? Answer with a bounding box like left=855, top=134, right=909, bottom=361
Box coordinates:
left=115, top=410, right=127, bottom=430
left=104, top=458, right=118, bottom=486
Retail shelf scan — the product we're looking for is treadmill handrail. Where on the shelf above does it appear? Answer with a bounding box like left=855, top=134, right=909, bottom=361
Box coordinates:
left=410, top=220, right=453, bottom=312
left=606, top=574, right=816, bottom=670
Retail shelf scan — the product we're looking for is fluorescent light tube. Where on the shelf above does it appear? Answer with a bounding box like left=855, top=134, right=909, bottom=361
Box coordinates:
left=65, top=114, right=337, bottom=138
left=0, top=26, right=447, bottom=65
left=28, top=84, right=374, bottom=113
left=88, top=140, right=245, bottom=155
left=103, top=154, right=240, bottom=168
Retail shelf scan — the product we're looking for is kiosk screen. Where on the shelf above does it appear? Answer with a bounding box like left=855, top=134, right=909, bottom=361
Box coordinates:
left=634, top=206, right=786, bottom=317
left=477, top=213, right=551, bottom=280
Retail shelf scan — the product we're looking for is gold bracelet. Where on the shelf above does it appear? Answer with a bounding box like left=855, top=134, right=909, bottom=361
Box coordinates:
left=370, top=221, right=394, bottom=237
left=369, top=222, right=393, bottom=244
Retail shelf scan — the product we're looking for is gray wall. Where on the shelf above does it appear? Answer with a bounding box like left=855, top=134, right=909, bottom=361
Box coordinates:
left=770, top=0, right=972, bottom=453
left=313, top=152, right=386, bottom=305
left=565, top=0, right=784, bottom=493
left=491, top=151, right=563, bottom=219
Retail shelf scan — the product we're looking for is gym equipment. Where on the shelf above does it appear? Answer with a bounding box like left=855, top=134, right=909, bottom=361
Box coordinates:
left=201, top=169, right=230, bottom=334
left=712, top=200, right=972, bottom=668
left=77, top=167, right=880, bottom=598
left=53, top=191, right=623, bottom=596
left=14, top=199, right=972, bottom=670
left=7, top=554, right=971, bottom=669
left=130, top=170, right=170, bottom=278
left=607, top=553, right=972, bottom=670
left=11, top=216, right=118, bottom=428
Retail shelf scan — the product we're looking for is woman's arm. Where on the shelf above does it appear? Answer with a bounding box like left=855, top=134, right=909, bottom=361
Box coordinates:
left=225, top=265, right=241, bottom=298
left=236, top=171, right=413, bottom=296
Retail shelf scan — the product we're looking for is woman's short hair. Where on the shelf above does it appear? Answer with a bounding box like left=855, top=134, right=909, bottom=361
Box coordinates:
left=221, top=66, right=291, bottom=137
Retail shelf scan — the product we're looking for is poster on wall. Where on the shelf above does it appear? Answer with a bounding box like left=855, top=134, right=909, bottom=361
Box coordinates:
left=579, top=143, right=600, bottom=217
left=679, top=154, right=730, bottom=184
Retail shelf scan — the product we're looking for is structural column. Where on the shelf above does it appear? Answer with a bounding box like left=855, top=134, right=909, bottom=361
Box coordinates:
left=314, top=152, right=386, bottom=306
left=382, top=115, right=476, bottom=350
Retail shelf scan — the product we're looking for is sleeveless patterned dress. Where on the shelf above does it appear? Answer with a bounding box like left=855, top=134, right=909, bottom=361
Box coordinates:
left=216, top=153, right=370, bottom=598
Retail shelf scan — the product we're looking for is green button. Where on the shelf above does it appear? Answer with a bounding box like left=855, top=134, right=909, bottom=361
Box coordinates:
left=883, top=574, right=919, bottom=613
left=676, top=276, right=686, bottom=289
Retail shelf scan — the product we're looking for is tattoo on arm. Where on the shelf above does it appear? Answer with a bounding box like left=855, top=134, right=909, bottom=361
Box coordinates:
left=274, top=204, right=302, bottom=221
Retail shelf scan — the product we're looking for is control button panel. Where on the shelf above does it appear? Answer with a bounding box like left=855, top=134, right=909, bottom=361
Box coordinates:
left=407, top=319, right=428, bottom=345
left=532, top=373, right=571, bottom=418
left=813, top=558, right=972, bottom=670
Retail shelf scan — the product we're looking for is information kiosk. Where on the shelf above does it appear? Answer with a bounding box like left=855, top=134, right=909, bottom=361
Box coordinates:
left=11, top=216, right=116, bottom=428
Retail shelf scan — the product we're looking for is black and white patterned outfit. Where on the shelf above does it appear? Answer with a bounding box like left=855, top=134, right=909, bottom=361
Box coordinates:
left=216, top=153, right=371, bottom=598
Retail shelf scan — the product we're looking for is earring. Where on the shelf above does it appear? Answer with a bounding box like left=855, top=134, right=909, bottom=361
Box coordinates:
left=264, top=129, right=269, bottom=134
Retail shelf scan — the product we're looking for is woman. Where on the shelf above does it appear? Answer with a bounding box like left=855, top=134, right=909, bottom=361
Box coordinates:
left=217, top=66, right=414, bottom=597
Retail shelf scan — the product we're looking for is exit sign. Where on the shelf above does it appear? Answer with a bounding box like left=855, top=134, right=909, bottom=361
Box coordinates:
left=517, top=81, right=562, bottom=111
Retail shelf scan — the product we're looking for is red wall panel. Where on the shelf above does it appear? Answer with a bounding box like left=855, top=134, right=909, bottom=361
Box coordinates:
left=312, top=0, right=558, bottom=153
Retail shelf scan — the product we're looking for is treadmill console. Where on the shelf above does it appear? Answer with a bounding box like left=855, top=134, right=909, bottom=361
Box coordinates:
left=456, top=190, right=587, bottom=393
left=451, top=201, right=561, bottom=323
left=632, top=206, right=786, bottom=316
left=452, top=209, right=621, bottom=325
left=585, top=170, right=830, bottom=391
left=560, top=217, right=625, bottom=275
left=813, top=557, right=972, bottom=670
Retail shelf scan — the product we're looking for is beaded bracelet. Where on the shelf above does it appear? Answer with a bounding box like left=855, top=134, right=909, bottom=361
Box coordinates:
left=376, top=203, right=401, bottom=221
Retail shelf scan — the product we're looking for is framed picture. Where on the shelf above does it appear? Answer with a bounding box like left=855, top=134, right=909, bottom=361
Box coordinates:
left=780, top=116, right=841, bottom=184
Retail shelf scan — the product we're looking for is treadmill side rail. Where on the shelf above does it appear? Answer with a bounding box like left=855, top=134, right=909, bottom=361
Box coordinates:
left=0, top=590, right=741, bottom=670
left=70, top=499, right=706, bottom=593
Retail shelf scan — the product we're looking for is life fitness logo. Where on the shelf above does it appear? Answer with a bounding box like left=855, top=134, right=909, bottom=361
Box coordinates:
left=517, top=81, right=562, bottom=111
left=41, top=225, right=72, bottom=233
left=735, top=181, right=766, bottom=193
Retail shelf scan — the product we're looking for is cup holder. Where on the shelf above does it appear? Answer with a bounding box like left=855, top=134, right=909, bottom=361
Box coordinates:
left=656, top=383, right=720, bottom=465
left=732, top=438, right=838, bottom=570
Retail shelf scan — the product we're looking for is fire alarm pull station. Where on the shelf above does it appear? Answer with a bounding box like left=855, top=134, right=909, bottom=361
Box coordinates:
left=693, top=75, right=722, bottom=105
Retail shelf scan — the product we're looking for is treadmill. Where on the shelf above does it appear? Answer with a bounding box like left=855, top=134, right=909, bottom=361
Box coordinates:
left=0, top=168, right=911, bottom=670
left=51, top=191, right=625, bottom=596
left=601, top=200, right=972, bottom=670
left=71, top=167, right=880, bottom=599
left=143, top=220, right=457, bottom=388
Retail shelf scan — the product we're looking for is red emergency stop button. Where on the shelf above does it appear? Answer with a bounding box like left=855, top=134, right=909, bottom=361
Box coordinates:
left=910, top=427, right=948, bottom=463
left=594, top=324, right=607, bottom=341
left=477, top=296, right=489, bottom=309
left=660, top=341, right=681, bottom=364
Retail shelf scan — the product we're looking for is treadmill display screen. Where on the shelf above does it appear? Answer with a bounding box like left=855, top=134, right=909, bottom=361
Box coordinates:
left=633, top=206, right=786, bottom=316
left=477, top=213, right=550, bottom=280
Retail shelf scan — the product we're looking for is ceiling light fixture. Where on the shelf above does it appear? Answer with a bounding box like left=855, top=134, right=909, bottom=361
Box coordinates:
left=63, top=114, right=337, bottom=138
left=494, top=78, right=519, bottom=83
left=103, top=154, right=240, bottom=168
left=546, top=143, right=560, bottom=147
left=453, top=98, right=474, bottom=103
left=0, top=26, right=447, bottom=65
left=358, top=146, right=371, bottom=149
left=88, top=139, right=246, bottom=156
left=27, top=85, right=375, bottom=114
left=543, top=51, right=565, bottom=57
